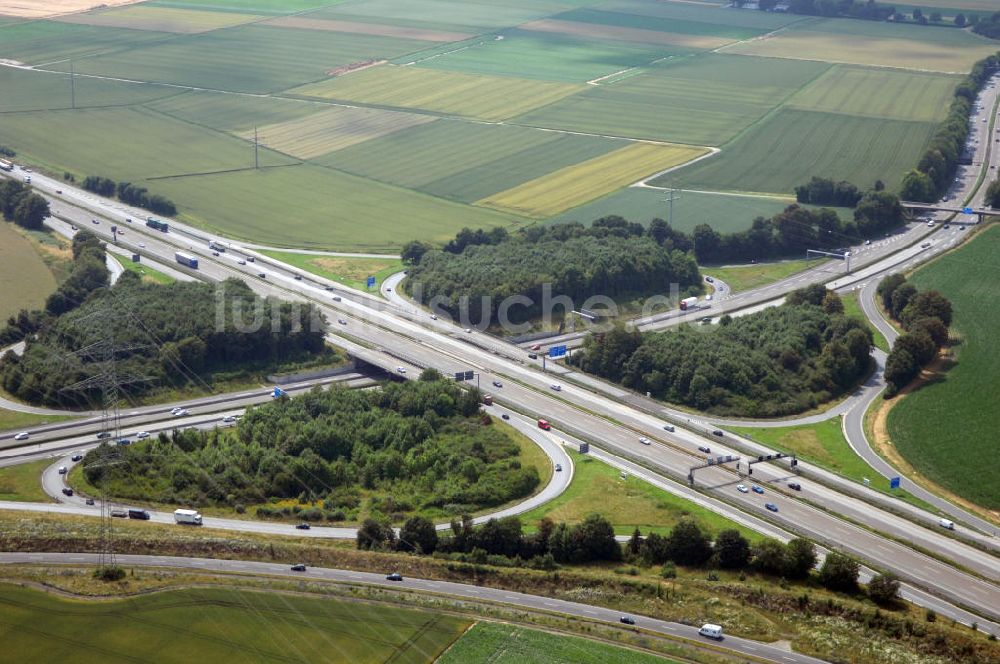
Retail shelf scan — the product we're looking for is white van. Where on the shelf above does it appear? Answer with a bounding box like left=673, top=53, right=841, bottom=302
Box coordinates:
left=698, top=624, right=724, bottom=640
left=58, top=466, right=68, bottom=475
left=938, top=518, right=955, bottom=530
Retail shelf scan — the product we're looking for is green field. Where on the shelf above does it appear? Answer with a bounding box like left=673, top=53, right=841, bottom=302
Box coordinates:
left=0, top=106, right=295, bottom=180
left=551, top=188, right=799, bottom=234
left=149, top=164, right=521, bottom=250
left=57, top=25, right=429, bottom=94
left=554, top=7, right=768, bottom=40
left=887, top=225, right=1000, bottom=510
left=54, top=5, right=265, bottom=33
left=0, top=459, right=52, bottom=502
left=439, top=622, right=680, bottom=664
left=666, top=109, right=938, bottom=195
left=319, top=121, right=620, bottom=203
left=413, top=29, right=684, bottom=83
left=706, top=259, right=812, bottom=293
left=788, top=65, right=958, bottom=123
left=257, top=251, right=402, bottom=291
left=517, top=451, right=761, bottom=540
left=515, top=53, right=828, bottom=145
left=149, top=0, right=344, bottom=14
left=0, top=409, right=72, bottom=434
left=0, top=67, right=178, bottom=113
left=0, top=584, right=469, bottom=663
left=0, top=222, right=58, bottom=321
left=316, top=0, right=571, bottom=31
left=0, top=20, right=167, bottom=65
left=594, top=0, right=804, bottom=30
left=290, top=64, right=584, bottom=122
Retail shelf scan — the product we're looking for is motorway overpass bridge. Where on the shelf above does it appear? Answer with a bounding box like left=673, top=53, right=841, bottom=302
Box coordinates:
left=901, top=201, right=995, bottom=222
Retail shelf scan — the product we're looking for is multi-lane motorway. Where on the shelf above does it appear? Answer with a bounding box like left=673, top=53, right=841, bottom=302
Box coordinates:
left=1, top=73, right=999, bottom=639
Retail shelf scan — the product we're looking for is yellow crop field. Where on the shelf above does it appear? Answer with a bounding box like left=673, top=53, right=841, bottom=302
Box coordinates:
left=788, top=66, right=958, bottom=123
left=477, top=142, right=708, bottom=218
left=246, top=106, right=436, bottom=159
left=55, top=6, right=263, bottom=33
left=289, top=65, right=584, bottom=122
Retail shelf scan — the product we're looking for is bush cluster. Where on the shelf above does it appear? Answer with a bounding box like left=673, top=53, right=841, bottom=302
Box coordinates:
left=0, top=179, right=49, bottom=230
left=82, top=175, right=176, bottom=216
left=877, top=275, right=953, bottom=395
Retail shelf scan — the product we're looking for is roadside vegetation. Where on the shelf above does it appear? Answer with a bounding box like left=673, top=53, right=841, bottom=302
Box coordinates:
left=3, top=510, right=997, bottom=664
left=81, top=376, right=541, bottom=524
left=112, top=255, right=175, bottom=285
left=0, top=409, right=72, bottom=433
left=258, top=250, right=402, bottom=292
left=842, top=290, right=890, bottom=352
left=0, top=223, right=58, bottom=322
left=704, top=259, right=812, bottom=293
left=573, top=285, right=873, bottom=417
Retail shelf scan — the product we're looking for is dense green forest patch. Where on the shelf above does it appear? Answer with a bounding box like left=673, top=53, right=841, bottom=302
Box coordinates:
left=82, top=378, right=541, bottom=522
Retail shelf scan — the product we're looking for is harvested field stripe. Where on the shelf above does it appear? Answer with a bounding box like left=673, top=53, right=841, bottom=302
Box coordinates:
left=263, top=16, right=474, bottom=42
left=54, top=6, right=264, bottom=34
left=289, top=65, right=584, bottom=122
left=519, top=18, right=733, bottom=50
left=476, top=142, right=708, bottom=218
left=245, top=106, right=437, bottom=159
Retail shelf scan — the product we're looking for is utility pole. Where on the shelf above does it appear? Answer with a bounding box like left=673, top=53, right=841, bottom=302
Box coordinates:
left=69, top=61, right=76, bottom=110
left=662, top=185, right=682, bottom=227
left=253, top=124, right=259, bottom=170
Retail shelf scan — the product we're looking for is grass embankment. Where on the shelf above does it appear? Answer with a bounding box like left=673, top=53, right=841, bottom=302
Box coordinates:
left=704, top=259, right=811, bottom=293
left=1, top=510, right=995, bottom=664
left=729, top=419, right=935, bottom=512
left=258, top=250, right=402, bottom=293
left=0, top=583, right=468, bottom=664
left=0, top=409, right=73, bottom=433
left=0, top=459, right=53, bottom=502
left=112, top=255, right=175, bottom=285
left=886, top=224, right=1000, bottom=512
left=842, top=290, right=889, bottom=353
left=0, top=223, right=60, bottom=320
left=518, top=451, right=762, bottom=541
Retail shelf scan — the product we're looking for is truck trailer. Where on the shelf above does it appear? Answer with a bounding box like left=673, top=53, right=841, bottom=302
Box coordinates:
left=175, top=252, right=198, bottom=269
left=174, top=508, right=202, bottom=525
left=679, top=296, right=698, bottom=311
left=146, top=217, right=169, bottom=232
left=0, top=159, right=13, bottom=172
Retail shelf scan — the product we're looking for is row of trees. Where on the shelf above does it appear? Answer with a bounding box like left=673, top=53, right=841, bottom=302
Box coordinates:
left=82, top=175, right=176, bottom=216
left=986, top=178, right=1000, bottom=208
left=405, top=218, right=702, bottom=324
left=0, top=231, right=108, bottom=345
left=686, top=192, right=902, bottom=264
left=359, top=513, right=620, bottom=566
left=901, top=53, right=1000, bottom=202
left=972, top=12, right=1000, bottom=39
left=84, top=378, right=538, bottom=520
left=572, top=285, right=874, bottom=417
left=0, top=179, right=49, bottom=231
left=794, top=176, right=865, bottom=208
left=877, top=275, right=954, bottom=395
left=1, top=274, right=327, bottom=406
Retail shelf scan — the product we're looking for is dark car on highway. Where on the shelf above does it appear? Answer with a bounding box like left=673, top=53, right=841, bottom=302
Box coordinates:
left=291, top=564, right=306, bottom=572
left=62, top=488, right=74, bottom=496
left=386, top=573, right=403, bottom=581
left=295, top=523, right=311, bottom=530
left=619, top=616, right=635, bottom=625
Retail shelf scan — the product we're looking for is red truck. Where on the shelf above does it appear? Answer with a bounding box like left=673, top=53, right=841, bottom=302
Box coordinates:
left=537, top=419, right=551, bottom=430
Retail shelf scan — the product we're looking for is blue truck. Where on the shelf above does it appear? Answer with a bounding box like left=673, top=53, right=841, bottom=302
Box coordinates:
left=175, top=251, right=198, bottom=269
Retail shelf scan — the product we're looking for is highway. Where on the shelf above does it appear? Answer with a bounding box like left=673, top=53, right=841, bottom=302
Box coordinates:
left=5, top=166, right=1000, bottom=624
left=0, top=551, right=831, bottom=664
left=1, top=73, right=998, bottom=625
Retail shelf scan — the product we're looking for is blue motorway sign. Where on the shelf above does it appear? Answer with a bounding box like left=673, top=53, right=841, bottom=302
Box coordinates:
left=963, top=207, right=974, bottom=215
left=889, top=476, right=901, bottom=489
left=549, top=344, right=567, bottom=358
left=366, top=276, right=376, bottom=288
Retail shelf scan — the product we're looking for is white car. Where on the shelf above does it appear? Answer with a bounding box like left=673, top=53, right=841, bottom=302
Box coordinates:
left=464, top=328, right=472, bottom=333
left=705, top=294, right=713, bottom=301
left=135, top=431, right=150, bottom=439
left=238, top=259, right=246, bottom=265
left=927, top=220, right=935, bottom=227
left=222, top=415, right=236, bottom=423
left=430, top=314, right=438, bottom=320
left=138, top=242, right=145, bottom=248
left=736, top=484, right=749, bottom=493
left=550, top=384, right=561, bottom=391
left=396, top=366, right=407, bottom=374
left=170, top=407, right=183, bottom=414
left=639, top=436, right=651, bottom=445
left=173, top=408, right=189, bottom=417
left=13, top=432, right=29, bottom=441
left=337, top=318, right=347, bottom=325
